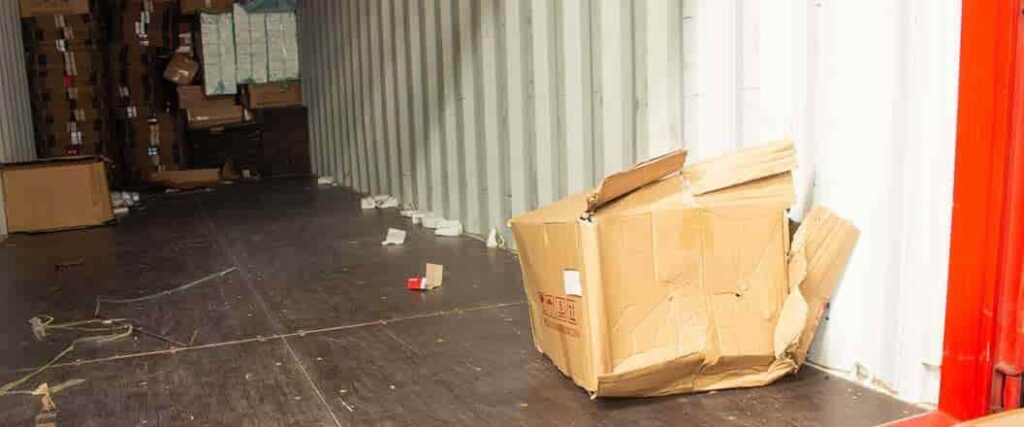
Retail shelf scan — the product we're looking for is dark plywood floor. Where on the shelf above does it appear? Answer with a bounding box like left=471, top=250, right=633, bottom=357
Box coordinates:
left=0, top=179, right=921, bottom=426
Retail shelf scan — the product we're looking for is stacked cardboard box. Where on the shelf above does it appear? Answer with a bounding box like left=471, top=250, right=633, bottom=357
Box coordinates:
left=20, top=0, right=310, bottom=186
left=22, top=7, right=108, bottom=158
left=109, top=0, right=181, bottom=181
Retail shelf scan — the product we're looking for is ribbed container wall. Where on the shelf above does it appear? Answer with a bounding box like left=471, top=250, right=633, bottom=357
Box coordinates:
left=298, top=0, right=690, bottom=239
left=0, top=1, right=37, bottom=164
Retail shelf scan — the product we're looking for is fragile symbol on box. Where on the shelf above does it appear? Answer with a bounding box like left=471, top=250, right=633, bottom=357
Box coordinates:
left=538, top=292, right=578, bottom=326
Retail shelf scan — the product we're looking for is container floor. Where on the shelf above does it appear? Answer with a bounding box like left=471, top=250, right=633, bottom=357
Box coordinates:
left=0, top=179, right=921, bottom=426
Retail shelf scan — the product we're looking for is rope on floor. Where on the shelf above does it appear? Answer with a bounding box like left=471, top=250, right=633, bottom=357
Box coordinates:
left=93, top=267, right=238, bottom=316
left=0, top=317, right=132, bottom=396
left=0, top=266, right=238, bottom=398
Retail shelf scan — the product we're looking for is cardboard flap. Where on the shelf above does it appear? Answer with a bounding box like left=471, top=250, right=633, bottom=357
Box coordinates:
left=684, top=140, right=796, bottom=196
left=595, top=351, right=703, bottom=397
left=773, top=205, right=859, bottom=363
left=586, top=149, right=686, bottom=213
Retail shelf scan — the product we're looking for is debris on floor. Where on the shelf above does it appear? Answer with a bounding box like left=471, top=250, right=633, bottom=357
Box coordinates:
left=381, top=228, right=407, bottom=246
left=508, top=140, right=860, bottom=397
left=0, top=267, right=238, bottom=400
left=54, top=258, right=85, bottom=272
left=425, top=263, right=444, bottom=289
left=317, top=176, right=336, bottom=186
left=361, top=195, right=400, bottom=210
left=111, top=191, right=140, bottom=209
left=421, top=216, right=444, bottom=229
left=486, top=228, right=505, bottom=248
left=407, top=263, right=444, bottom=291
left=434, top=220, right=463, bottom=237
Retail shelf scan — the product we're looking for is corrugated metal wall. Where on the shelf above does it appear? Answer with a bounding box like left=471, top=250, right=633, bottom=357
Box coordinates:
left=298, top=0, right=690, bottom=238
left=0, top=1, right=37, bottom=237
left=0, top=2, right=36, bottom=164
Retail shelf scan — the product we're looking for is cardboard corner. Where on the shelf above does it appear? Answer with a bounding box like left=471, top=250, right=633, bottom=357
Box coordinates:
left=775, top=205, right=860, bottom=364
left=586, top=149, right=686, bottom=213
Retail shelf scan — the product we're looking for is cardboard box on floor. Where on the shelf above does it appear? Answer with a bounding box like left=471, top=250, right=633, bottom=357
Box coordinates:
left=2, top=156, right=113, bottom=233
left=508, top=140, right=860, bottom=397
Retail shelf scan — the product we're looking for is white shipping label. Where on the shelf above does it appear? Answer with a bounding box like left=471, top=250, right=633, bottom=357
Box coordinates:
left=563, top=270, right=583, bottom=297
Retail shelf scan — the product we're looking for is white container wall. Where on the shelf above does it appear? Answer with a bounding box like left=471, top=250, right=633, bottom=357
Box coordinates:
left=298, top=0, right=688, bottom=237
left=299, top=0, right=962, bottom=405
left=690, top=0, right=960, bottom=406
left=0, top=1, right=38, bottom=237
left=0, top=1, right=36, bottom=164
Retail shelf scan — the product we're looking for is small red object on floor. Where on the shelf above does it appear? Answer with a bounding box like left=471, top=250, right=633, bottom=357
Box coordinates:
left=407, top=277, right=423, bottom=291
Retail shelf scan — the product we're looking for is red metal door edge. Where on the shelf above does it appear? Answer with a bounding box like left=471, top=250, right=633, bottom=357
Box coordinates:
left=993, top=0, right=1024, bottom=410
left=939, top=0, right=1019, bottom=420
left=885, top=0, right=1022, bottom=425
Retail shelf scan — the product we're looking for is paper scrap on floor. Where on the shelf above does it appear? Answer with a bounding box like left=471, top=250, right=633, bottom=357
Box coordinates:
left=360, top=195, right=399, bottom=210
left=381, top=228, right=407, bottom=246
left=424, top=263, right=443, bottom=289
left=434, top=220, right=462, bottom=237
left=407, top=263, right=443, bottom=291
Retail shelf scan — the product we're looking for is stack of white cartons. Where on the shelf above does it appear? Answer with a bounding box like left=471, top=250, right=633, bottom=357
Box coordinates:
left=200, top=12, right=238, bottom=95
left=266, top=12, right=299, bottom=81
left=233, top=4, right=254, bottom=84
left=250, top=10, right=269, bottom=83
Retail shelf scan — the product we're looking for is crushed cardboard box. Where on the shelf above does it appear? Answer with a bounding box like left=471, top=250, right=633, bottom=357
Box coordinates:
left=508, top=140, right=859, bottom=397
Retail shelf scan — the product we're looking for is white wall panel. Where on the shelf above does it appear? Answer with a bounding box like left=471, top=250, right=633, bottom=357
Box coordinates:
left=301, top=0, right=684, bottom=241
left=689, top=0, right=962, bottom=405
left=0, top=3, right=48, bottom=235
left=0, top=1, right=35, bottom=164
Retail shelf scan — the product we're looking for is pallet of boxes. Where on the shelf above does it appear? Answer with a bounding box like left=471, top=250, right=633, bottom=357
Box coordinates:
left=109, top=0, right=184, bottom=185
left=172, top=2, right=306, bottom=181
left=11, top=1, right=116, bottom=233
left=21, top=0, right=107, bottom=159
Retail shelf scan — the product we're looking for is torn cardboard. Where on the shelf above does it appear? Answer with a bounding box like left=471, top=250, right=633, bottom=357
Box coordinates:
left=508, top=139, right=859, bottom=397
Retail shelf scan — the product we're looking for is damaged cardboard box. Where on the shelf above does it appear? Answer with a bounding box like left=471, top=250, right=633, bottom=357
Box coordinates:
left=508, top=140, right=859, bottom=397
